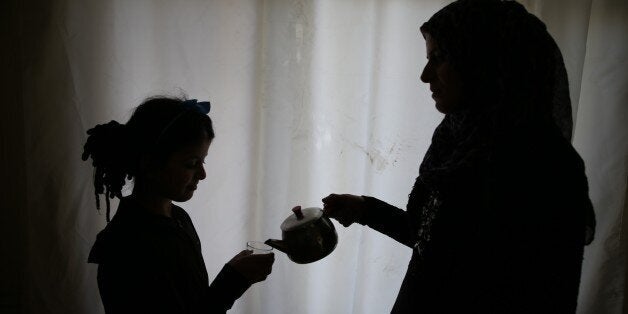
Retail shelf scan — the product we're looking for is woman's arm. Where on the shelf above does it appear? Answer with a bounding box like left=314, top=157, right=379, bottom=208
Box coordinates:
left=322, top=193, right=418, bottom=248
left=360, top=196, right=417, bottom=248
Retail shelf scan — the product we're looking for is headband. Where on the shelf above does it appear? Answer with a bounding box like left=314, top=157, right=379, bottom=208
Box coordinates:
left=156, top=99, right=211, bottom=143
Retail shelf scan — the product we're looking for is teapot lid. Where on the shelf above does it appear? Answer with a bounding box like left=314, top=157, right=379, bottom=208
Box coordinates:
left=280, top=207, right=323, bottom=231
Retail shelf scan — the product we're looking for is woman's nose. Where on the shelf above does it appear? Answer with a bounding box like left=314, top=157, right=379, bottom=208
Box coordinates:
left=197, top=165, right=206, bottom=180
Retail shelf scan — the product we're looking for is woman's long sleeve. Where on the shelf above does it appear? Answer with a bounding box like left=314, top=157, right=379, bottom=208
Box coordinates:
left=359, top=196, right=417, bottom=248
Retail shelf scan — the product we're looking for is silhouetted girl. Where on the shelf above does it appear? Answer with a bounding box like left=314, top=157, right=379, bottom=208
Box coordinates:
left=83, top=97, right=274, bottom=313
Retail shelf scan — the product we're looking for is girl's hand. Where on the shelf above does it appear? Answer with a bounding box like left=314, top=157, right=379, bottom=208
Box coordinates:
left=228, top=250, right=275, bottom=284
left=322, top=193, right=366, bottom=227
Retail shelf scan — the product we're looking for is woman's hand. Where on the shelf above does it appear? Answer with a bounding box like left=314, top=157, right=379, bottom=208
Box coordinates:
left=322, top=193, right=366, bottom=227
left=227, top=250, right=275, bottom=284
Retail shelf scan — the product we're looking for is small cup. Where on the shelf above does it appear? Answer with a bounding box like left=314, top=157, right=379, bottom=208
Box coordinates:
left=246, top=241, right=273, bottom=255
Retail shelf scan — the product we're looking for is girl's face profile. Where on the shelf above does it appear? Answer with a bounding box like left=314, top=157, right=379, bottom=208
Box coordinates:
left=420, top=33, right=464, bottom=114
left=151, top=135, right=211, bottom=202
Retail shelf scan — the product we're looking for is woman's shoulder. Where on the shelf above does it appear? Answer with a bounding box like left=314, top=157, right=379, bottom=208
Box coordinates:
left=494, top=123, right=583, bottom=168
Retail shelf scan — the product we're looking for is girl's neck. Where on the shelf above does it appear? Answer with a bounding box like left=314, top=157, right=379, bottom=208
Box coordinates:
left=130, top=183, right=173, bottom=217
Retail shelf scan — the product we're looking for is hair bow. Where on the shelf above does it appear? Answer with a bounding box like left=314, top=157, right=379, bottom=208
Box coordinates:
left=182, top=99, right=211, bottom=114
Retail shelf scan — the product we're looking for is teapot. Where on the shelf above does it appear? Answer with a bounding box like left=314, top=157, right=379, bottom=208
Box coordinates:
left=265, top=206, right=338, bottom=264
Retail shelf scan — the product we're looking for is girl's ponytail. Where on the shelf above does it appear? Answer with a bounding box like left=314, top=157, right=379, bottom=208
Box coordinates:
left=82, top=120, right=131, bottom=221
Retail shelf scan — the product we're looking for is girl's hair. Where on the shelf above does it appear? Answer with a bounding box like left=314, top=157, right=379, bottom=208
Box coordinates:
left=81, top=96, right=215, bottom=221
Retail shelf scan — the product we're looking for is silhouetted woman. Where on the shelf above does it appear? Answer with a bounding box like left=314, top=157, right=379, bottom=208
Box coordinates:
left=83, top=97, right=274, bottom=313
left=323, top=1, right=595, bottom=312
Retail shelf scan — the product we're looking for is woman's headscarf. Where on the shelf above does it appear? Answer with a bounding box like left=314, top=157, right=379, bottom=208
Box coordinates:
left=409, top=0, right=594, bottom=244
left=419, top=0, right=572, bottom=136
left=417, top=0, right=574, bottom=187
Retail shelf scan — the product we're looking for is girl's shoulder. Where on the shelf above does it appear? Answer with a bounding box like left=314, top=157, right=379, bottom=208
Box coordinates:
left=171, top=204, right=193, bottom=224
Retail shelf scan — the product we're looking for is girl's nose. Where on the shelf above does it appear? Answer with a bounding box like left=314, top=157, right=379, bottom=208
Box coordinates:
left=420, top=63, right=432, bottom=83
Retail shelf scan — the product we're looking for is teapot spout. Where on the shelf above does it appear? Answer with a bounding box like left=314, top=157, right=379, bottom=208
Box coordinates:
left=264, top=239, right=289, bottom=254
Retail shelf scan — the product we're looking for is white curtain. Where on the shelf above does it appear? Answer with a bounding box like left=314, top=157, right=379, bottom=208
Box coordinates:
left=1, top=0, right=626, bottom=313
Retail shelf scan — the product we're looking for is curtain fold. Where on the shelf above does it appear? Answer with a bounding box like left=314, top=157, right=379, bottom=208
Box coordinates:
left=1, top=0, right=626, bottom=313
left=572, top=0, right=628, bottom=312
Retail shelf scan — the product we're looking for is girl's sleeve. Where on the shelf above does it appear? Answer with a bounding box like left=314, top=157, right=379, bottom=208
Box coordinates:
left=206, top=264, right=252, bottom=312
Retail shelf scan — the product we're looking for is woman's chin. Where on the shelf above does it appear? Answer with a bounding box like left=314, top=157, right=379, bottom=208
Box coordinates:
left=435, top=102, right=449, bottom=114
left=434, top=99, right=461, bottom=114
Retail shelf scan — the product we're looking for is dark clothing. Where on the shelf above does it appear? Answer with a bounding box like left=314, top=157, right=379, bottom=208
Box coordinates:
left=88, top=198, right=250, bottom=314
left=360, top=124, right=593, bottom=313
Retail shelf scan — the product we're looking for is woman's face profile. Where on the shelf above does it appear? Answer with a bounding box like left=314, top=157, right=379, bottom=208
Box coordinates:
left=420, top=33, right=464, bottom=114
